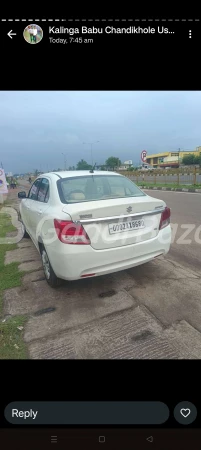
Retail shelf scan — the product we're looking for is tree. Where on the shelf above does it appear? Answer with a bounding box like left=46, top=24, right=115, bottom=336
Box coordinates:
left=76, top=159, right=92, bottom=170
left=194, top=156, right=201, bottom=165
left=105, top=156, right=121, bottom=169
left=182, top=154, right=198, bottom=165
left=34, top=169, right=39, bottom=176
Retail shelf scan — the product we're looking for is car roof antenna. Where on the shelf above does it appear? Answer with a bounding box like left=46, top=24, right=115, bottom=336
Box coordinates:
left=89, top=162, right=96, bottom=174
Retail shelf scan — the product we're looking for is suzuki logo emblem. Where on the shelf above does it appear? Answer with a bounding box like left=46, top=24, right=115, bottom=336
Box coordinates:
left=127, top=206, right=132, bottom=213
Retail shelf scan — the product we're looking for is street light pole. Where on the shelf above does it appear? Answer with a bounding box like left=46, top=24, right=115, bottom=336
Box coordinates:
left=62, top=153, right=65, bottom=170
left=83, top=141, right=99, bottom=168
left=178, top=148, right=181, bottom=168
left=90, top=143, right=93, bottom=166
left=62, top=153, right=67, bottom=170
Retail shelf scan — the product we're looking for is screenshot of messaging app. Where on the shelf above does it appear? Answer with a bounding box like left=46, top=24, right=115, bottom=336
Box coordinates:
left=0, top=13, right=200, bottom=450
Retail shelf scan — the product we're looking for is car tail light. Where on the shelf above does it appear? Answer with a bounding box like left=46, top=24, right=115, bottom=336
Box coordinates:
left=54, top=219, right=91, bottom=245
left=159, top=207, right=171, bottom=230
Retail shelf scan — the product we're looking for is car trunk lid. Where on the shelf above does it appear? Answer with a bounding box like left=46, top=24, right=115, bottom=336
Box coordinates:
left=62, top=196, right=166, bottom=250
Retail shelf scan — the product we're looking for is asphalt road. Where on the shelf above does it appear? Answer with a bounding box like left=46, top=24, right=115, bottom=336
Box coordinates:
left=144, top=189, right=201, bottom=274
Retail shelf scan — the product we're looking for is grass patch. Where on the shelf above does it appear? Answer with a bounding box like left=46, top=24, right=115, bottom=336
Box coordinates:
left=0, top=314, right=28, bottom=359
left=0, top=209, right=28, bottom=359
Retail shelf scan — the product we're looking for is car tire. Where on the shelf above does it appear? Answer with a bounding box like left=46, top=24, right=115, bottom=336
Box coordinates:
left=23, top=226, right=30, bottom=239
left=19, top=217, right=30, bottom=239
left=40, top=245, right=62, bottom=288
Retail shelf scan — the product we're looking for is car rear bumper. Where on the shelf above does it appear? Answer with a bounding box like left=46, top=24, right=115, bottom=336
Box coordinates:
left=46, top=225, right=171, bottom=281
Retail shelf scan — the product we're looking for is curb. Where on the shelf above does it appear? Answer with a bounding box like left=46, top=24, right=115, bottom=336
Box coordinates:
left=139, top=186, right=201, bottom=193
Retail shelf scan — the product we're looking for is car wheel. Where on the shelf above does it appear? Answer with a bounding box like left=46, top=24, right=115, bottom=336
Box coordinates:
left=40, top=245, right=62, bottom=288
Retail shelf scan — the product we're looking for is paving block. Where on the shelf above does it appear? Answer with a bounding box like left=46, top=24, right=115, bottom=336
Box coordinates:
left=5, top=246, right=40, bottom=265
left=18, top=260, right=43, bottom=272
left=164, top=320, right=201, bottom=359
left=27, top=306, right=183, bottom=360
left=24, top=283, right=136, bottom=343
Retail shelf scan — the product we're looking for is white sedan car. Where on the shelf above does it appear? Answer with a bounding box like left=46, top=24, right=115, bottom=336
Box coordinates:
left=18, top=171, right=171, bottom=288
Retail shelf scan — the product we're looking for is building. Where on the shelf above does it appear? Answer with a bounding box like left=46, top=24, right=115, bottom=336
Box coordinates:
left=146, top=147, right=201, bottom=168
left=137, top=163, right=154, bottom=171
left=118, top=160, right=133, bottom=170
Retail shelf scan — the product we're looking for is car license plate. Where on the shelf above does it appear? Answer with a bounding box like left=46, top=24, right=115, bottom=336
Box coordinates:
left=108, top=219, right=145, bottom=235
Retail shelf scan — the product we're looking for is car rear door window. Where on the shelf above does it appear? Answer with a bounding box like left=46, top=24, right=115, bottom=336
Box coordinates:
left=38, top=178, right=50, bottom=203
left=44, top=186, right=50, bottom=203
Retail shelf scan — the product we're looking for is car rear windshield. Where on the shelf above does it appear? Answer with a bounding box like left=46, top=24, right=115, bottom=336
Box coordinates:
left=58, top=175, right=146, bottom=203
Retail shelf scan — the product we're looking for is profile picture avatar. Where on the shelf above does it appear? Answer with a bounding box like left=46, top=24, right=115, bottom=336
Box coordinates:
left=23, top=24, right=43, bottom=44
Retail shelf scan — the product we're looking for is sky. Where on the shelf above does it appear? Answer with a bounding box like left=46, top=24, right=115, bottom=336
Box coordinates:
left=1, top=91, right=201, bottom=173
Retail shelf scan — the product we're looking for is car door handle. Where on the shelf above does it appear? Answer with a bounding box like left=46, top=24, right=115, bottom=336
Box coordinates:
left=37, top=210, right=42, bottom=215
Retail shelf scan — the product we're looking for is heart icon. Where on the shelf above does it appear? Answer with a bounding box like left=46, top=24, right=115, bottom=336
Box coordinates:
left=180, top=408, right=191, bottom=418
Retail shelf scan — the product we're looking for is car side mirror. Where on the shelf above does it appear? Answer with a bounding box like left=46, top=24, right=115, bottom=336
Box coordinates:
left=18, top=191, right=27, bottom=198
